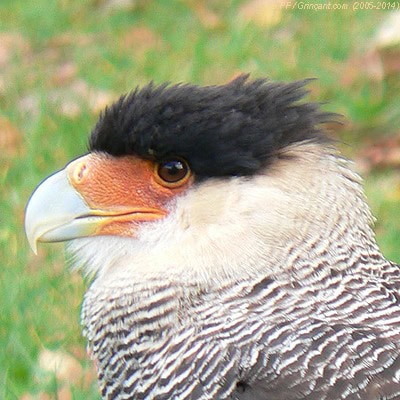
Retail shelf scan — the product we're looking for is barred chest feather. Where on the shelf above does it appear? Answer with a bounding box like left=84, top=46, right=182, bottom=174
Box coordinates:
left=82, top=256, right=400, bottom=400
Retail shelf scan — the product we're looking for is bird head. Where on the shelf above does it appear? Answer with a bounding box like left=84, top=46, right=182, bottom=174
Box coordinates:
left=25, top=76, right=376, bottom=286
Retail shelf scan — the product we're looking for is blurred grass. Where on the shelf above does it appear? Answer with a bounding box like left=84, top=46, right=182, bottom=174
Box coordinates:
left=1, top=0, right=400, bottom=398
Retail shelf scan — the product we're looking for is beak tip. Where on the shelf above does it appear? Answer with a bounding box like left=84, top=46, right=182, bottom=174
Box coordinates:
left=25, top=220, right=39, bottom=255
left=25, top=203, right=39, bottom=255
left=24, top=166, right=95, bottom=252
left=29, top=239, right=39, bottom=255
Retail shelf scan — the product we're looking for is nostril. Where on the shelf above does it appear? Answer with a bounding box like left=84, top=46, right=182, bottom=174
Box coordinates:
left=73, top=162, right=88, bottom=183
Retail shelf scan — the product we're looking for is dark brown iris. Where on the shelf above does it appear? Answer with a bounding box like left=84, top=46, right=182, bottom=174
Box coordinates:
left=157, top=159, right=190, bottom=184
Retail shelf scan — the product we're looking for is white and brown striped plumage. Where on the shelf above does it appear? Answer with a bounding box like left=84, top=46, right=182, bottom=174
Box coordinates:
left=25, top=77, right=400, bottom=399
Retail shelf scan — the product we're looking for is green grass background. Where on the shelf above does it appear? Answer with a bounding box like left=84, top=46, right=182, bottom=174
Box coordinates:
left=1, top=1, right=400, bottom=398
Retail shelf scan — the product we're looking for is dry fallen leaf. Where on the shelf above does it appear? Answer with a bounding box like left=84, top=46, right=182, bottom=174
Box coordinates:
left=19, top=394, right=32, bottom=400
left=356, top=134, right=400, bottom=174
left=340, top=51, right=385, bottom=87
left=379, top=48, right=400, bottom=77
left=20, top=387, right=72, bottom=400
left=99, top=0, right=139, bottom=13
left=185, top=0, right=222, bottom=29
left=0, top=116, right=23, bottom=158
left=340, top=11, right=400, bottom=88
left=47, top=32, right=95, bottom=49
left=20, top=393, right=50, bottom=400
left=343, top=11, right=400, bottom=86
left=51, top=62, right=78, bottom=86
left=57, top=80, right=115, bottom=116
left=0, top=32, right=31, bottom=69
left=239, top=0, right=282, bottom=28
left=38, top=348, right=83, bottom=384
left=88, top=88, right=115, bottom=114
left=56, top=387, right=72, bottom=400
left=18, top=80, right=115, bottom=118
left=372, top=11, right=400, bottom=77
left=121, top=26, right=163, bottom=58
left=373, top=11, right=400, bottom=50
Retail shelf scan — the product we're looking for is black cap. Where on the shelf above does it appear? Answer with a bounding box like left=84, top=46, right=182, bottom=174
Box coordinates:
left=89, top=75, right=333, bottom=178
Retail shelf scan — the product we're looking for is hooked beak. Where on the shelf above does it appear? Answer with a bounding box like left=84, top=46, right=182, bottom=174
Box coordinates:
left=24, top=153, right=176, bottom=253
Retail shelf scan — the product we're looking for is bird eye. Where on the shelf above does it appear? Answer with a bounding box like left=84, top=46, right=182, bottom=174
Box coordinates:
left=155, top=159, right=190, bottom=187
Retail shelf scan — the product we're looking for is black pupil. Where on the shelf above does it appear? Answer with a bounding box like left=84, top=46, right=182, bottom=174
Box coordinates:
left=159, top=160, right=187, bottom=183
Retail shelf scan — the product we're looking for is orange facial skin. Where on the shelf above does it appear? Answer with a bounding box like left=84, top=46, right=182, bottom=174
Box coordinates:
left=66, top=153, right=193, bottom=237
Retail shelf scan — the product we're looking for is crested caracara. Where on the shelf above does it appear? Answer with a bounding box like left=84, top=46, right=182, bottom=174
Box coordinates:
left=25, top=76, right=400, bottom=400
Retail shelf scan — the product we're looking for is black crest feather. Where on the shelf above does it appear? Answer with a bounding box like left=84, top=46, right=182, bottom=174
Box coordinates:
left=89, top=75, right=333, bottom=178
